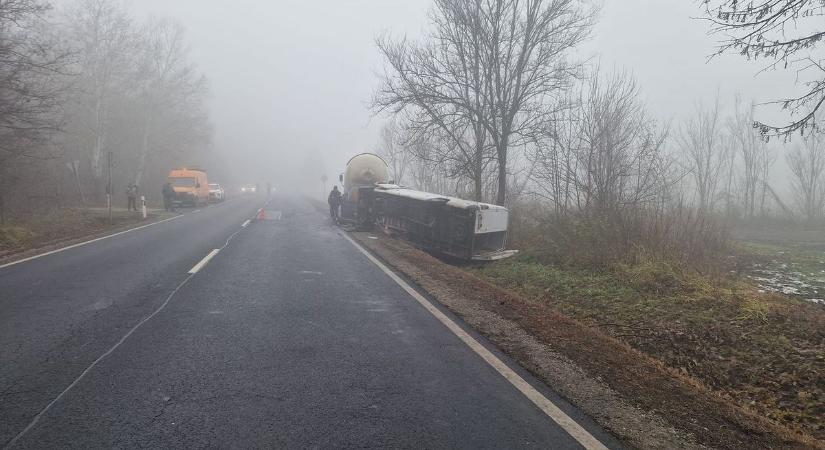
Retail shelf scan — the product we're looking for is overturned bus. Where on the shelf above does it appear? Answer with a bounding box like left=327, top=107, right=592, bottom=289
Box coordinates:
left=370, top=184, right=517, bottom=261
left=337, top=153, right=516, bottom=260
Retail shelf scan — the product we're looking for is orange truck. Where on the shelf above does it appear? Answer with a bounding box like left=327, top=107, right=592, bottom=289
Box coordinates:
left=167, top=168, right=209, bottom=207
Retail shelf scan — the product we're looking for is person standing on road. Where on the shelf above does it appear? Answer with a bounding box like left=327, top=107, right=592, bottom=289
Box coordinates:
left=126, top=184, right=138, bottom=211
left=162, top=182, right=176, bottom=212
left=327, top=185, right=342, bottom=220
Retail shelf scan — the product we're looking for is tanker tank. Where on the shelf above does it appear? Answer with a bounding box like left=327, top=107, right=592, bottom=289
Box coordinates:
left=339, top=153, right=389, bottom=226
left=343, top=153, right=389, bottom=194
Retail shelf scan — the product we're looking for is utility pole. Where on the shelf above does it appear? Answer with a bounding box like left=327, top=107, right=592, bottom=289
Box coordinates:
left=107, top=151, right=113, bottom=225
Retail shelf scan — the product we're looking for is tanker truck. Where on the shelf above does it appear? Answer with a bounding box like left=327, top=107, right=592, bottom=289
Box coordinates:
left=338, top=153, right=390, bottom=228
left=338, top=153, right=516, bottom=260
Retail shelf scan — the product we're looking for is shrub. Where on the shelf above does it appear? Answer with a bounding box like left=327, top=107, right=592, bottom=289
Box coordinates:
left=508, top=200, right=730, bottom=273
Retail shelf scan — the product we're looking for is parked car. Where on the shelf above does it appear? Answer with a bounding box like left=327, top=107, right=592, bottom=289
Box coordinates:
left=168, top=168, right=209, bottom=207
left=240, top=184, right=257, bottom=194
left=208, top=183, right=225, bottom=202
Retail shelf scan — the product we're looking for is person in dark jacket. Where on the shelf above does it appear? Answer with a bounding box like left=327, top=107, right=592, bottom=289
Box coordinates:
left=126, top=184, right=138, bottom=211
left=327, top=186, right=342, bottom=219
left=162, top=182, right=176, bottom=212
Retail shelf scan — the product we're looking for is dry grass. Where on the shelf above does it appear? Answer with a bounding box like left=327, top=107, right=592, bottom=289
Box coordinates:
left=474, top=253, right=825, bottom=441
left=0, top=207, right=156, bottom=257
left=508, top=201, right=730, bottom=270
left=354, top=232, right=822, bottom=449
left=497, top=202, right=824, bottom=440
left=0, top=226, right=36, bottom=251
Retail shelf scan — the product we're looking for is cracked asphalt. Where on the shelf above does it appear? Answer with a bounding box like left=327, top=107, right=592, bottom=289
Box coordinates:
left=1, top=193, right=619, bottom=448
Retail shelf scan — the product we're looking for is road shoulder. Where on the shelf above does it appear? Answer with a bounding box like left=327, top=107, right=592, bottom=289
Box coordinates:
left=0, top=211, right=181, bottom=268
left=349, top=231, right=819, bottom=450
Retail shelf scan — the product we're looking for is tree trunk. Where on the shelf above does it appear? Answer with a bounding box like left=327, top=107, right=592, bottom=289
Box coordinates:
left=496, top=143, right=507, bottom=206
left=90, top=95, right=105, bottom=202
left=73, top=162, right=86, bottom=207
left=133, top=110, right=151, bottom=188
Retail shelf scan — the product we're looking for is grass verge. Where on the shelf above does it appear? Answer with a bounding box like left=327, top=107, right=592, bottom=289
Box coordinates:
left=352, top=232, right=822, bottom=449
left=473, top=251, right=824, bottom=442
left=0, top=208, right=165, bottom=260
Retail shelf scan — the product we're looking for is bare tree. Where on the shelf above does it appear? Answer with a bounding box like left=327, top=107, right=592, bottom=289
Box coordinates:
left=718, top=132, right=737, bottom=216
left=757, top=141, right=776, bottom=215
left=727, top=96, right=772, bottom=217
left=699, top=0, right=824, bottom=137
left=373, top=0, right=494, bottom=201
left=574, top=70, right=670, bottom=214
left=0, top=0, right=69, bottom=221
left=374, top=0, right=595, bottom=204
left=63, top=0, right=135, bottom=198
left=131, top=18, right=209, bottom=187
left=477, top=0, right=595, bottom=205
left=374, top=119, right=411, bottom=185
left=678, top=97, right=726, bottom=212
left=787, top=133, right=825, bottom=221
left=402, top=132, right=458, bottom=195
left=529, top=104, right=579, bottom=214
left=0, top=0, right=66, bottom=162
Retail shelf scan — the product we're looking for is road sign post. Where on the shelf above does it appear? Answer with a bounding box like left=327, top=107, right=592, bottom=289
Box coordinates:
left=107, top=151, right=113, bottom=225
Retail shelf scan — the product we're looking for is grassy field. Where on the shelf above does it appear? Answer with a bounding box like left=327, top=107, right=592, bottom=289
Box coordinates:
left=471, top=252, right=825, bottom=440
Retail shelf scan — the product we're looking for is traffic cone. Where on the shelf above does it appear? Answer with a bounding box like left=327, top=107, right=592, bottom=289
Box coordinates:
left=257, top=208, right=265, bottom=221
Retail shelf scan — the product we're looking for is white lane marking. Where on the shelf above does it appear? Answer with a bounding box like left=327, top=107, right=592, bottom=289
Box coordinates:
left=299, top=270, right=323, bottom=275
left=0, top=215, right=183, bottom=270
left=242, top=219, right=251, bottom=228
left=6, top=219, right=252, bottom=448
left=341, top=233, right=609, bottom=450
left=5, top=269, right=199, bottom=449
left=192, top=209, right=201, bottom=213
left=188, top=249, right=220, bottom=274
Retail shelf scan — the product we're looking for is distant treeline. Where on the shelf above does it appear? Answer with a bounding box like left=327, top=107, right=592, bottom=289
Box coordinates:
left=0, top=0, right=211, bottom=222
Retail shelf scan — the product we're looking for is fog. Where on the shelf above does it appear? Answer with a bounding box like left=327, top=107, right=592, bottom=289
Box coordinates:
left=127, top=0, right=794, bottom=191
left=0, top=0, right=820, bottom=216
left=129, top=0, right=431, bottom=193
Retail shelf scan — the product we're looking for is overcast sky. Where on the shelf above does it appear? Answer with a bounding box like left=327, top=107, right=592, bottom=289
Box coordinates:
left=126, top=0, right=794, bottom=190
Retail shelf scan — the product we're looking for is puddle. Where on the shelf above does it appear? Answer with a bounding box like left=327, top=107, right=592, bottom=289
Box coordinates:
left=743, top=259, right=825, bottom=304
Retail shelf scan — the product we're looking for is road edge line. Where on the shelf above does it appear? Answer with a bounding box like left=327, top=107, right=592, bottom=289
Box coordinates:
left=341, top=232, right=609, bottom=450
left=0, top=215, right=183, bottom=270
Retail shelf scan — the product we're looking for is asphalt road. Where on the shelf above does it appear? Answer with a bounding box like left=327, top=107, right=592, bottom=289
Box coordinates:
left=1, top=193, right=620, bottom=449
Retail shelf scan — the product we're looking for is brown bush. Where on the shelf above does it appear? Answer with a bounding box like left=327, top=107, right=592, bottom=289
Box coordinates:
left=508, top=200, right=730, bottom=272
